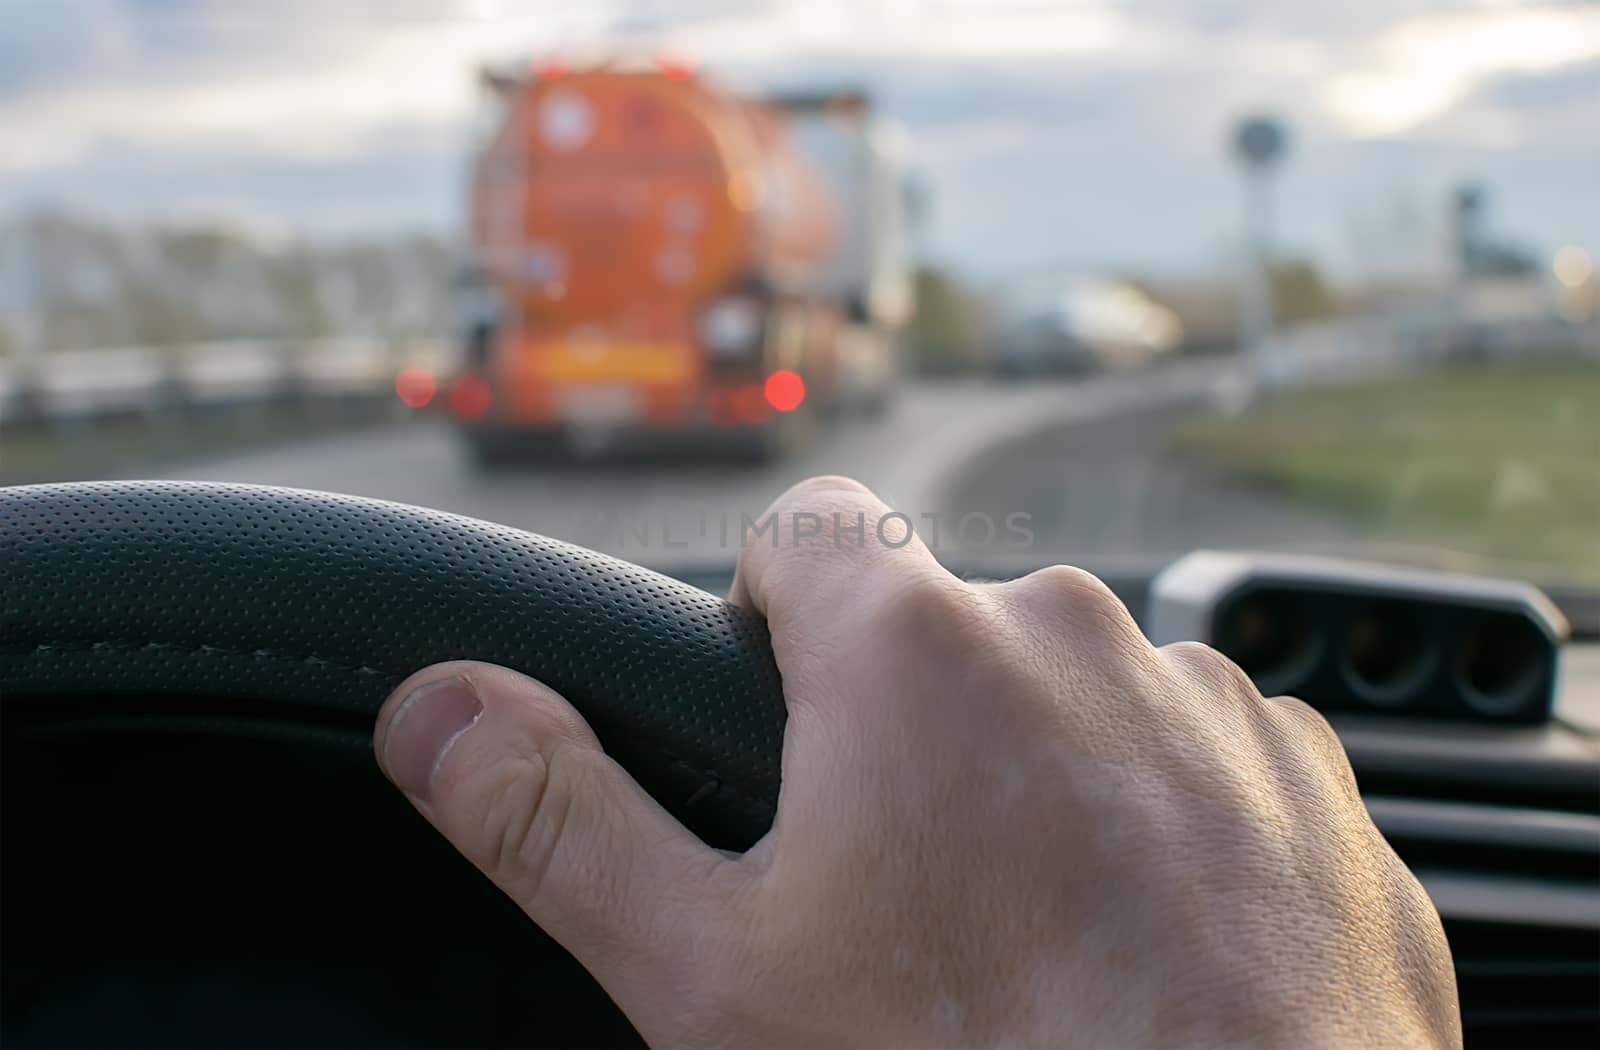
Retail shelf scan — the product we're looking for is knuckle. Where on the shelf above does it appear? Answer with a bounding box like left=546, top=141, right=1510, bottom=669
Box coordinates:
left=766, top=476, right=884, bottom=537
left=996, top=566, right=1157, bottom=687
left=1029, top=563, right=1117, bottom=604
left=782, top=474, right=877, bottom=504
left=1163, top=640, right=1258, bottom=694
left=1010, top=564, right=1136, bottom=636
left=1272, top=693, right=1334, bottom=737
left=1160, top=639, right=1215, bottom=664
left=756, top=477, right=906, bottom=561
left=1271, top=694, right=1351, bottom=762
left=1265, top=693, right=1366, bottom=807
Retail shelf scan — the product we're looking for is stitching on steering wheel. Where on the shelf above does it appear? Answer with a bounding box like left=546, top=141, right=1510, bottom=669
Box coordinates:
left=7, top=640, right=770, bottom=816
left=6, top=640, right=396, bottom=679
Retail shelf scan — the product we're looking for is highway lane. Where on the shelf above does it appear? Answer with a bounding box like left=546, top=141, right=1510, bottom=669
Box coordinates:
left=54, top=318, right=1417, bottom=572
left=152, top=366, right=1244, bottom=567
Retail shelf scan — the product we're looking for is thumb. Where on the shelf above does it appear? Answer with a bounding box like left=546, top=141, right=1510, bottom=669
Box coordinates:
left=374, top=660, right=743, bottom=998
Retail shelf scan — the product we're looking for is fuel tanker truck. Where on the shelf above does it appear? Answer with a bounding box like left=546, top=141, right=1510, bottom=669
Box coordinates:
left=449, top=56, right=913, bottom=462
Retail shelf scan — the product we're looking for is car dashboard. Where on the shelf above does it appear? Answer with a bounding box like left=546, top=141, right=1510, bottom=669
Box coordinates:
left=2, top=555, right=1595, bottom=1050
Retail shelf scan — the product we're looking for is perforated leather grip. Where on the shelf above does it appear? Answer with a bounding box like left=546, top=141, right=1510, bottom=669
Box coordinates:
left=0, top=481, right=785, bottom=850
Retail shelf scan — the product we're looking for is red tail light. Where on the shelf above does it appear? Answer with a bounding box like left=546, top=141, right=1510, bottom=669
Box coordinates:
left=448, top=375, right=493, bottom=422
left=394, top=367, right=436, bottom=409
left=763, top=370, right=805, bottom=412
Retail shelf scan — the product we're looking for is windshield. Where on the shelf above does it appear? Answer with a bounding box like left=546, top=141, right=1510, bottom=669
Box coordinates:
left=4, top=0, right=1597, bottom=586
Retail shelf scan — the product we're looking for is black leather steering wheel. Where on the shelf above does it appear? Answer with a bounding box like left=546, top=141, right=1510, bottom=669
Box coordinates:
left=1, top=480, right=788, bottom=1048
left=1, top=480, right=786, bottom=848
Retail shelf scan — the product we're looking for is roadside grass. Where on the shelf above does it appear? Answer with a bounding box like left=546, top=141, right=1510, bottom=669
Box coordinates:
left=1174, top=360, right=1600, bottom=578
left=0, top=401, right=410, bottom=485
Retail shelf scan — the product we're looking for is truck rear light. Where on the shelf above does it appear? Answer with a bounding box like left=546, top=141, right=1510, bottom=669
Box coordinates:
left=395, top=367, right=436, bottom=409
left=764, top=370, right=805, bottom=412
left=449, top=375, right=493, bottom=422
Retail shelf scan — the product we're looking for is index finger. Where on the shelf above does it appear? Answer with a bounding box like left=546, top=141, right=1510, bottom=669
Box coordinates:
left=729, top=475, right=952, bottom=654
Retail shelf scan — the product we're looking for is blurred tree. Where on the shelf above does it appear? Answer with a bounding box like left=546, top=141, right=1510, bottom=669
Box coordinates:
left=1270, top=258, right=1338, bottom=325
left=906, top=265, right=984, bottom=374
left=126, top=276, right=205, bottom=348
left=340, top=242, right=399, bottom=341
left=263, top=243, right=331, bottom=343
left=164, top=227, right=239, bottom=277
left=7, top=209, right=453, bottom=351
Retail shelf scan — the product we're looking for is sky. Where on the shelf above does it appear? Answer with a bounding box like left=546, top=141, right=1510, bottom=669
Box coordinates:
left=2, top=0, right=1596, bottom=282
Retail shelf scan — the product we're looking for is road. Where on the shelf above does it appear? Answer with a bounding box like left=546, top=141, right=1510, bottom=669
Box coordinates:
left=943, top=403, right=1364, bottom=567
left=58, top=315, right=1422, bottom=573
left=151, top=362, right=1365, bottom=571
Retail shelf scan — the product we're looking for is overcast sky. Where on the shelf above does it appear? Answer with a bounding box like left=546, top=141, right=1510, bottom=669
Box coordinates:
left=2, top=0, right=1596, bottom=281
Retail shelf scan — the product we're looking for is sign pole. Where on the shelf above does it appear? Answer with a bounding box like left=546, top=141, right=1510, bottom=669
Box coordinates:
left=1230, top=116, right=1288, bottom=398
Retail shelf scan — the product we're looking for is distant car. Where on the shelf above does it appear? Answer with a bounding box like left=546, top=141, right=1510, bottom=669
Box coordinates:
left=989, top=276, right=1182, bottom=376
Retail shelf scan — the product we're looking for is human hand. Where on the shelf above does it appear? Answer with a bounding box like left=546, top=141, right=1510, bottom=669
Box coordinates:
left=374, top=476, right=1460, bottom=1049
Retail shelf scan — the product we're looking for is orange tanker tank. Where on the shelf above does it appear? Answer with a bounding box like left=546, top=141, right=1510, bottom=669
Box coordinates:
left=455, top=56, right=853, bottom=462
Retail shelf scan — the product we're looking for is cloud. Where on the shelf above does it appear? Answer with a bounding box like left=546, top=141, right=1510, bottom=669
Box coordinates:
left=1, top=0, right=1596, bottom=278
left=0, top=128, right=464, bottom=237
left=0, top=0, right=626, bottom=173
left=1318, top=2, right=1600, bottom=137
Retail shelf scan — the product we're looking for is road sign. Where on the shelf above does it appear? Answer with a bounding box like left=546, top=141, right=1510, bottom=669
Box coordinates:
left=1233, top=116, right=1287, bottom=169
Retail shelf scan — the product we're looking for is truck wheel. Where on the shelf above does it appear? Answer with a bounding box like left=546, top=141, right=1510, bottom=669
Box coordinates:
left=462, top=427, right=569, bottom=468
left=742, top=435, right=780, bottom=465
left=462, top=429, right=513, bottom=470
left=736, top=405, right=815, bottom=464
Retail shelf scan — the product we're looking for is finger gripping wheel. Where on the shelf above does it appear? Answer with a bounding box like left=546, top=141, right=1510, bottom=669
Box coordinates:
left=0, top=481, right=786, bottom=850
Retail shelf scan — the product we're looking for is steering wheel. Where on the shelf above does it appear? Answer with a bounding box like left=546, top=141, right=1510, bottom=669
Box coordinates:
left=1, top=481, right=788, bottom=1048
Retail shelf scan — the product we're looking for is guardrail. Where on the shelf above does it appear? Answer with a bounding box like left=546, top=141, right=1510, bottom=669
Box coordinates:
left=1248, top=299, right=1598, bottom=393
left=0, top=339, right=453, bottom=425
left=2, top=303, right=1591, bottom=427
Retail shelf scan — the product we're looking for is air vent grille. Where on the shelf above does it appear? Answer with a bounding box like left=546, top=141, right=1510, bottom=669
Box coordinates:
left=1365, top=794, right=1599, bottom=1048
left=1369, top=797, right=1600, bottom=882
left=1445, top=918, right=1600, bottom=1049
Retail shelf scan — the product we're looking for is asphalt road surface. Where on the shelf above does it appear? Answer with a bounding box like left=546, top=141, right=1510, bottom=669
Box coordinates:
left=156, top=364, right=1347, bottom=571
left=943, top=403, right=1364, bottom=566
